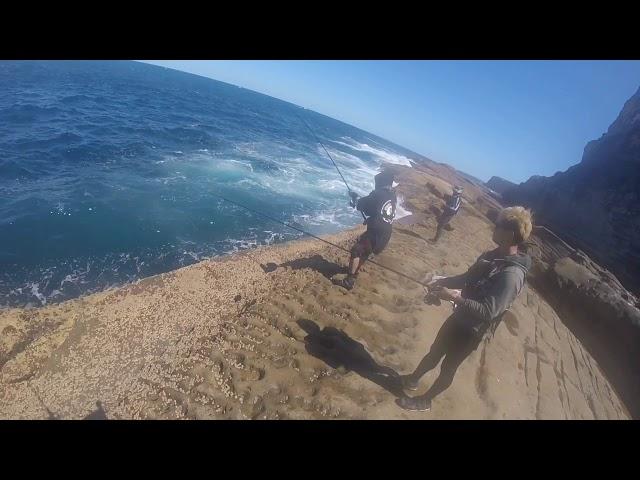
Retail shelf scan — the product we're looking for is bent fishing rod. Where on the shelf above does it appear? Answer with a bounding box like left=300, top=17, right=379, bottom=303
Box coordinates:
left=295, top=112, right=367, bottom=222
left=211, top=191, right=430, bottom=290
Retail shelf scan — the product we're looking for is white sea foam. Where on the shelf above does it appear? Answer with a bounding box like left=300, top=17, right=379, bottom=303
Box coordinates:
left=332, top=138, right=414, bottom=167
left=28, top=282, right=47, bottom=305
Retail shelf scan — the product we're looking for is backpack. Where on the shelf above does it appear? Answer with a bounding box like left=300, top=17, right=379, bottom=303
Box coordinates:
left=463, top=257, right=527, bottom=340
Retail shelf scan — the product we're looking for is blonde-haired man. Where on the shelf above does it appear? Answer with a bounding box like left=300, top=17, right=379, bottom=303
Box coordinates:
left=396, top=206, right=533, bottom=411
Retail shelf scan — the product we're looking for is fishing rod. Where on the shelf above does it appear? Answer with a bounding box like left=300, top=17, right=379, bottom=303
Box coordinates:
left=295, top=112, right=367, bottom=221
left=211, top=191, right=429, bottom=289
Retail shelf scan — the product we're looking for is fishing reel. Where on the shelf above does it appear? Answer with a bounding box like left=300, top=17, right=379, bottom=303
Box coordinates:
left=348, top=191, right=359, bottom=208
left=423, top=285, right=461, bottom=308
left=422, top=272, right=449, bottom=306
left=422, top=272, right=442, bottom=306
left=423, top=289, right=442, bottom=306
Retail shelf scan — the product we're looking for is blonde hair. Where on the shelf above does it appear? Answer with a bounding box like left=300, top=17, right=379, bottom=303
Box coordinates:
left=497, top=206, right=533, bottom=244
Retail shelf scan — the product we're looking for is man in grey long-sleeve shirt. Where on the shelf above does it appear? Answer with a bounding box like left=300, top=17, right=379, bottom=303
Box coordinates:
left=396, top=206, right=533, bottom=412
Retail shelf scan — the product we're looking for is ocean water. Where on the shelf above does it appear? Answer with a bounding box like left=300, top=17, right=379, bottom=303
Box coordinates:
left=0, top=60, right=420, bottom=307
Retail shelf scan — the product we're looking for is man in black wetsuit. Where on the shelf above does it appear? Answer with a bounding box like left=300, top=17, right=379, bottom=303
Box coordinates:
left=433, top=185, right=463, bottom=243
left=336, top=171, right=397, bottom=291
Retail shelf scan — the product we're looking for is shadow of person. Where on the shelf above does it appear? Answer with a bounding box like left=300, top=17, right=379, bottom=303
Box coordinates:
left=261, top=262, right=278, bottom=273
left=261, top=255, right=347, bottom=279
left=83, top=400, right=108, bottom=420
left=297, top=319, right=403, bottom=396
left=399, top=312, right=484, bottom=407
left=395, top=227, right=431, bottom=244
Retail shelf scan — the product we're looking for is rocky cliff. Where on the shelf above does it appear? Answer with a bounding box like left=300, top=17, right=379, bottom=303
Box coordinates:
left=504, top=86, right=640, bottom=293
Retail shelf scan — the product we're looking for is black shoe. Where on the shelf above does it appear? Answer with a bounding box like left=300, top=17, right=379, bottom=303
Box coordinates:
left=395, top=396, right=432, bottom=412
left=337, top=275, right=356, bottom=290
left=399, top=375, right=419, bottom=391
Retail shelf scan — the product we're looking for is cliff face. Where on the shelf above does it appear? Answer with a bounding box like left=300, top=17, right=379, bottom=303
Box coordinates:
left=504, top=86, right=640, bottom=293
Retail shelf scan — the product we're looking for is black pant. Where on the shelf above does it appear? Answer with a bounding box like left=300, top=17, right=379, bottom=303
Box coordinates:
left=410, top=313, right=482, bottom=402
left=434, top=212, right=455, bottom=241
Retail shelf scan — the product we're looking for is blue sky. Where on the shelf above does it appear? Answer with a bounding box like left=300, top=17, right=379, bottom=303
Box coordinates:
left=142, top=61, right=640, bottom=183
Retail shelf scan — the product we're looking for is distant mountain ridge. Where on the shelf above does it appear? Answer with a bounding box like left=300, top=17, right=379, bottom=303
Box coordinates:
left=486, top=176, right=517, bottom=195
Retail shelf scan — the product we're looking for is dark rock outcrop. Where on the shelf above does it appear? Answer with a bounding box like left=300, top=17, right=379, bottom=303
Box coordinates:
left=505, top=86, right=640, bottom=293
